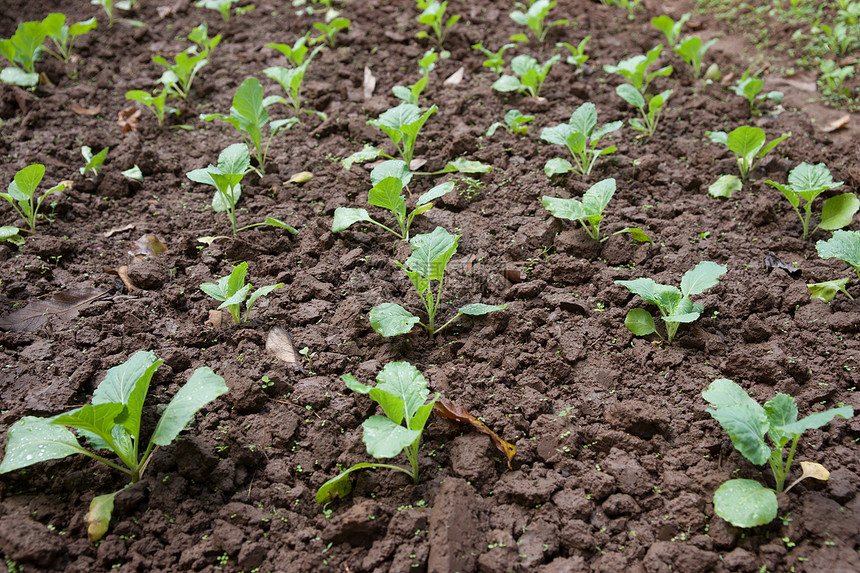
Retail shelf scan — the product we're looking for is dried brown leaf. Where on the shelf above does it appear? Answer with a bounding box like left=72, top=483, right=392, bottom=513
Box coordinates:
left=116, top=265, right=140, bottom=292
left=502, top=268, right=522, bottom=283
left=71, top=102, right=102, bottom=116
left=821, top=114, right=850, bottom=133
left=117, top=106, right=142, bottom=136
left=128, top=234, right=167, bottom=258
left=444, top=67, right=464, bottom=86
left=266, top=326, right=297, bottom=365
left=104, top=223, right=136, bottom=238
left=363, top=66, right=376, bottom=99
left=433, top=398, right=516, bottom=468
left=289, top=171, right=314, bottom=184
left=0, top=287, right=110, bottom=332
left=206, top=309, right=225, bottom=329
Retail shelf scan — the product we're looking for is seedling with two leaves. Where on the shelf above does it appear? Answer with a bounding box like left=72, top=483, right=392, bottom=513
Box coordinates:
left=651, top=13, right=690, bottom=48
left=0, top=19, right=47, bottom=86
left=41, top=13, right=98, bottom=64
left=264, top=46, right=326, bottom=121
left=332, top=160, right=454, bottom=241
left=266, top=35, right=314, bottom=68
left=810, top=230, right=860, bottom=301
left=492, top=53, right=561, bottom=98
left=615, top=84, right=673, bottom=137
left=542, top=178, right=616, bottom=241
left=154, top=48, right=209, bottom=100
left=556, top=36, right=591, bottom=70
left=311, top=18, right=350, bottom=48
left=393, top=50, right=438, bottom=105
left=316, top=362, right=438, bottom=503
left=200, top=262, right=284, bottom=325
left=603, top=45, right=673, bottom=94
left=674, top=36, right=718, bottom=78
left=187, top=22, right=221, bottom=59
left=0, top=350, right=228, bottom=542
left=707, top=126, right=790, bottom=197
left=359, top=103, right=438, bottom=166
left=731, top=68, right=783, bottom=116
left=369, top=227, right=505, bottom=337
left=540, top=102, right=622, bottom=177
left=486, top=109, right=534, bottom=136
left=616, top=261, right=727, bottom=343
left=509, top=0, right=568, bottom=43
left=473, top=42, right=516, bottom=75
left=765, top=162, right=858, bottom=240
left=1, top=164, right=68, bottom=234
left=80, top=146, right=109, bottom=177
left=416, top=1, right=460, bottom=50
left=125, top=89, right=178, bottom=126
left=703, top=378, right=853, bottom=528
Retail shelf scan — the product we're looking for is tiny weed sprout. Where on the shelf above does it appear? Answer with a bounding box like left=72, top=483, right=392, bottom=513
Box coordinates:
left=0, top=350, right=227, bottom=541
left=542, top=178, right=616, bottom=241
left=703, top=378, right=853, bottom=528
left=473, top=42, right=515, bottom=75
left=556, top=36, right=591, bottom=70
left=766, top=163, right=858, bottom=240
left=311, top=18, right=350, bottom=49
left=492, top=53, right=561, bottom=98
left=153, top=48, right=208, bottom=100
left=393, top=50, right=437, bottom=105
left=41, top=13, right=98, bottom=63
left=707, top=126, right=790, bottom=193
left=1, top=164, right=68, bottom=234
left=540, top=102, right=622, bottom=177
left=195, top=0, right=253, bottom=21
left=616, top=85, right=673, bottom=137
left=509, top=0, right=568, bottom=43
left=332, top=160, right=454, bottom=240
left=817, top=229, right=860, bottom=284
left=80, top=146, right=109, bottom=177
left=731, top=68, right=783, bottom=116
left=201, top=77, right=297, bottom=174
left=367, top=103, right=438, bottom=165
left=486, top=109, right=534, bottom=136
left=416, top=1, right=460, bottom=50
left=601, top=0, right=642, bottom=20
left=187, top=22, right=221, bottom=59
left=603, top=45, right=673, bottom=94
left=369, top=227, right=505, bottom=337
left=126, top=89, right=178, bottom=126
left=316, top=361, right=439, bottom=503
left=674, top=36, right=717, bottom=78
left=0, top=19, right=47, bottom=86
left=200, top=262, right=284, bottom=324
left=264, top=45, right=326, bottom=120
left=651, top=13, right=690, bottom=48
left=616, top=261, right=727, bottom=343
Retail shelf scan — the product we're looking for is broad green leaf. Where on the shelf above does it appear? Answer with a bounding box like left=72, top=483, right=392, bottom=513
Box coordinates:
left=816, top=230, right=860, bottom=270
left=409, top=399, right=438, bottom=433
left=713, top=479, right=777, bottom=528
left=680, top=261, right=727, bottom=297
left=342, top=374, right=372, bottom=394
left=371, top=103, right=421, bottom=130
left=417, top=181, right=455, bottom=206
left=764, top=393, right=797, bottom=447
left=149, top=367, right=228, bottom=446
left=369, top=303, right=420, bottom=337
left=400, top=267, right=429, bottom=297
left=315, top=462, right=387, bottom=503
left=709, top=174, right=742, bottom=198
left=776, top=406, right=853, bottom=437
left=443, top=158, right=492, bottom=173
left=707, top=130, right=728, bottom=146
left=69, top=17, right=98, bottom=37
left=727, top=126, right=765, bottom=165
left=591, top=120, right=623, bottom=143
left=370, top=160, right=412, bottom=187
left=788, top=162, right=842, bottom=193
left=217, top=143, right=251, bottom=176
left=209, top=174, right=242, bottom=211
left=41, top=13, right=66, bottom=37
left=756, top=133, right=791, bottom=163
left=362, top=416, right=420, bottom=459
left=544, top=158, right=573, bottom=177
left=342, top=145, right=381, bottom=170
left=702, top=378, right=763, bottom=412
left=246, top=283, right=283, bottom=313
left=332, top=207, right=373, bottom=232
left=92, top=351, right=163, bottom=440
left=374, top=361, right=430, bottom=422
left=510, top=54, right=537, bottom=77
left=613, top=227, right=654, bottom=244
left=766, top=179, right=799, bottom=208
left=405, top=227, right=459, bottom=281
left=227, top=262, right=249, bottom=298
left=616, top=84, right=645, bottom=108
left=458, top=303, right=506, bottom=316
left=0, top=67, right=39, bottom=86
left=708, top=404, right=771, bottom=465
left=624, top=308, right=656, bottom=336
left=230, top=77, right=266, bottom=144
left=662, top=310, right=701, bottom=323
left=542, top=195, right=586, bottom=221
left=582, top=178, right=616, bottom=215
left=86, top=492, right=116, bottom=543
left=807, top=279, right=851, bottom=302
left=569, top=102, right=597, bottom=136
left=12, top=164, right=45, bottom=197
left=368, top=177, right=406, bottom=214
left=0, top=416, right=89, bottom=473
left=121, top=165, right=143, bottom=182
left=615, top=277, right=663, bottom=306
left=818, top=194, right=859, bottom=231
left=540, top=124, right=573, bottom=146
left=492, top=75, right=521, bottom=92
left=200, top=282, right=226, bottom=301
left=368, top=388, right=406, bottom=426
left=52, top=403, right=126, bottom=460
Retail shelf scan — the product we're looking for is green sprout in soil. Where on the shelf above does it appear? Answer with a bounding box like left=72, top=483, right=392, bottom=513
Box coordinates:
left=542, top=178, right=616, bottom=241
left=200, top=261, right=284, bottom=324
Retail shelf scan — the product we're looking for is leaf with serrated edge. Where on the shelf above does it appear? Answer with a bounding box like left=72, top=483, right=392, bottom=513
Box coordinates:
left=816, top=230, right=860, bottom=270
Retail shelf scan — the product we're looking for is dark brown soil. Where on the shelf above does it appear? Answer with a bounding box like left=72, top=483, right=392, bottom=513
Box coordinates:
left=1, top=0, right=858, bottom=572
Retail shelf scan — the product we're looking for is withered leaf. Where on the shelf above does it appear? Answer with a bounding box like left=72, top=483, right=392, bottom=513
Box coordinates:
left=117, top=106, right=142, bottom=136
left=0, top=287, right=110, bottom=332
left=116, top=265, right=140, bottom=292
left=444, top=66, right=465, bottom=86
left=821, top=114, right=849, bottom=133
left=103, top=223, right=136, bottom=238
left=363, top=66, right=376, bottom=99
left=764, top=252, right=801, bottom=278
left=206, top=309, right=225, bottom=329
left=289, top=171, right=313, bottom=184
left=71, top=102, right=102, bottom=116
left=266, top=326, right=297, bottom=365
left=502, top=268, right=523, bottom=283
left=409, top=158, right=427, bottom=171
left=433, top=398, right=516, bottom=468
left=128, top=234, right=167, bottom=258
left=785, top=461, right=831, bottom=493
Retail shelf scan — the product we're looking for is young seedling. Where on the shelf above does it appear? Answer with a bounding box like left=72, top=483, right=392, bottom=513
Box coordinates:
left=41, top=13, right=98, bottom=63
left=416, top=1, right=460, bottom=50
left=80, top=146, right=109, bottom=177
left=393, top=50, right=437, bottom=105
left=540, top=102, right=623, bottom=177
left=731, top=68, right=783, bottom=116
left=509, top=0, right=568, bottom=43
left=486, top=109, right=534, bottom=136
left=601, top=0, right=642, bottom=20
left=195, top=0, right=253, bottom=21
left=707, top=126, right=791, bottom=194
left=615, top=85, right=673, bottom=137
left=616, top=261, right=727, bottom=343
left=332, top=160, right=454, bottom=240
left=651, top=12, right=690, bottom=48
left=0, top=19, right=47, bottom=86
left=187, top=22, right=221, bottom=59
left=369, top=227, right=505, bottom=337
left=201, top=78, right=297, bottom=174
left=765, top=163, right=858, bottom=240
left=603, top=45, right=673, bottom=94
left=674, top=36, right=717, bottom=78
left=311, top=18, right=350, bottom=49
left=492, top=53, right=561, bottom=98
left=264, top=46, right=326, bottom=120
left=316, top=361, right=439, bottom=503
left=186, top=143, right=297, bottom=237
left=816, top=229, right=860, bottom=285
left=703, top=378, right=853, bottom=528
left=542, top=178, right=616, bottom=241
left=266, top=35, right=312, bottom=68
left=0, top=350, right=227, bottom=541
left=367, top=103, right=437, bottom=166
left=200, top=262, right=284, bottom=324
left=90, top=0, right=117, bottom=26
left=556, top=36, right=591, bottom=70
left=125, top=89, right=178, bottom=126
left=153, top=48, right=209, bottom=100
left=472, top=42, right=516, bottom=75
left=1, top=164, right=68, bottom=234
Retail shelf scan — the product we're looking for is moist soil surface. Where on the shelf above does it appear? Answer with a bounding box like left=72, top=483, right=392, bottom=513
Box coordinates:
left=1, top=0, right=859, bottom=572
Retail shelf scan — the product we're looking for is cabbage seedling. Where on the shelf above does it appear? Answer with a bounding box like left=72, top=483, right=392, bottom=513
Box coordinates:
left=153, top=48, right=208, bottom=100
left=201, top=78, right=297, bottom=174
left=674, top=36, right=717, bottom=78
left=264, top=45, right=325, bottom=121
left=542, top=178, right=616, bottom=241
left=492, top=53, right=561, bottom=98
left=195, top=0, right=252, bottom=21
left=473, top=42, right=515, bottom=75
left=266, top=35, right=312, bottom=68
left=601, top=0, right=642, bottom=20
left=556, top=36, right=591, bottom=70
left=603, top=45, right=673, bottom=94
left=332, top=161, right=454, bottom=240
left=816, top=229, right=860, bottom=284
left=369, top=227, right=505, bottom=337
left=367, top=103, right=437, bottom=165
left=486, top=109, right=534, bottom=136
left=0, top=19, right=47, bottom=86
left=509, top=0, right=568, bottom=43
left=0, top=350, right=227, bottom=541
left=311, top=18, right=350, bottom=49
left=393, top=49, right=437, bottom=105
left=41, top=13, right=98, bottom=63
left=766, top=163, right=858, bottom=240
left=126, top=89, right=178, bottom=126
left=707, top=126, right=790, bottom=189
left=416, top=1, right=460, bottom=50
left=616, top=261, right=727, bottom=343
left=1, top=164, right=68, bottom=234
left=540, top=102, right=623, bottom=177
left=316, top=362, right=439, bottom=503
left=651, top=13, right=690, bottom=48
left=80, top=146, right=109, bottom=177
left=615, top=85, right=672, bottom=137
left=703, top=378, right=853, bottom=528
left=200, top=262, right=284, bottom=324
left=731, top=67, right=783, bottom=116
left=187, top=22, right=221, bottom=59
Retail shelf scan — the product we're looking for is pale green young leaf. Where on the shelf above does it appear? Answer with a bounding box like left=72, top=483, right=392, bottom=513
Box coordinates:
left=367, top=388, right=407, bottom=426
left=368, top=177, right=406, bottom=213
left=370, top=160, right=412, bottom=187
left=149, top=367, right=228, bottom=446
left=776, top=406, right=854, bottom=437
left=342, top=374, right=372, bottom=394
left=709, top=174, right=742, bottom=198
left=442, top=158, right=492, bottom=173
left=0, top=67, right=39, bottom=86
left=807, top=279, right=851, bottom=302
left=680, top=261, right=727, bottom=296
left=542, top=195, right=586, bottom=221
left=540, top=123, right=573, bottom=146
left=262, top=217, right=297, bottom=234
left=315, top=462, right=383, bottom=503
left=217, top=143, right=251, bottom=176
left=369, top=303, right=420, bottom=337
left=12, top=164, right=45, bottom=197
left=817, top=194, right=859, bottom=231
left=582, top=178, right=616, bottom=215
left=405, top=227, right=459, bottom=281
left=52, top=403, right=125, bottom=451
left=569, top=102, right=597, bottom=136
left=816, top=230, right=860, bottom=271
left=707, top=130, right=728, bottom=146
left=227, top=262, right=248, bottom=297
left=217, top=284, right=251, bottom=310
left=371, top=103, right=422, bottom=131
left=702, top=378, right=762, bottom=410
left=458, top=302, right=506, bottom=316
left=713, top=479, right=777, bottom=528
left=544, top=158, right=573, bottom=176
left=511, top=54, right=537, bottom=77
left=332, top=207, right=374, bottom=232
left=92, top=350, right=163, bottom=440
left=417, top=181, right=455, bottom=206
left=615, top=277, right=663, bottom=306
left=764, top=393, right=797, bottom=447
left=362, top=416, right=421, bottom=459
left=246, top=283, right=283, bottom=314
left=624, top=308, right=656, bottom=336
left=409, top=399, right=438, bottom=433
left=0, top=416, right=90, bottom=473
left=199, top=282, right=226, bottom=301
left=375, top=361, right=430, bottom=421
left=726, top=126, right=765, bottom=164
left=708, top=404, right=770, bottom=465
left=787, top=162, right=842, bottom=193
left=613, top=227, right=654, bottom=243
left=492, top=75, right=521, bottom=92
left=342, top=145, right=382, bottom=170
left=616, top=83, right=645, bottom=108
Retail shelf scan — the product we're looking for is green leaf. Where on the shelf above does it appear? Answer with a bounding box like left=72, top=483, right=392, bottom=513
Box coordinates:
left=0, top=416, right=89, bottom=473
left=616, top=84, right=645, bottom=108
left=807, top=279, right=851, bottom=302
left=0, top=67, right=39, bottom=86
left=709, top=174, right=743, bottom=198
left=315, top=462, right=386, bottom=503
left=707, top=130, right=728, bottom=146
left=727, top=126, right=765, bottom=164
left=217, top=143, right=251, bottom=176
left=788, top=162, right=842, bottom=193
left=362, top=416, right=420, bottom=459
left=818, top=194, right=859, bottom=231
left=368, top=389, right=407, bottom=426
left=764, top=393, right=797, bottom=446
left=246, top=283, right=283, bottom=314
left=369, top=303, right=420, bottom=337
left=613, top=227, right=654, bottom=244
left=370, top=160, right=412, bottom=187
left=12, top=164, right=45, bottom=198
left=371, top=102, right=422, bottom=131
left=615, top=277, right=665, bottom=306
left=86, top=492, right=116, bottom=543
left=262, top=217, right=298, bottom=234
left=121, top=165, right=143, bottom=182
left=713, top=479, right=777, bottom=528
left=332, top=207, right=373, bottom=232
left=540, top=124, right=573, bottom=146
left=544, top=158, right=573, bottom=177
left=342, top=145, right=382, bottom=170
left=816, top=230, right=860, bottom=271
left=342, top=374, right=372, bottom=394
left=374, top=361, right=430, bottom=421
left=776, top=406, right=853, bottom=437
left=218, top=284, right=251, bottom=311
left=406, top=227, right=459, bottom=281
left=51, top=403, right=125, bottom=454
left=492, top=75, right=521, bottom=92
left=442, top=158, right=492, bottom=174
left=582, top=178, right=616, bottom=215
left=569, top=102, right=597, bottom=136
left=0, top=225, right=23, bottom=245
left=708, top=404, right=771, bottom=465
left=458, top=303, right=506, bottom=316
left=417, top=181, right=454, bottom=206
left=69, top=17, right=98, bottom=37
left=92, top=350, right=163, bottom=440
left=542, top=195, right=586, bottom=221
left=149, top=367, right=228, bottom=447
left=368, top=177, right=406, bottom=214
left=702, top=378, right=763, bottom=411
left=680, top=261, right=727, bottom=297
left=624, top=308, right=656, bottom=336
